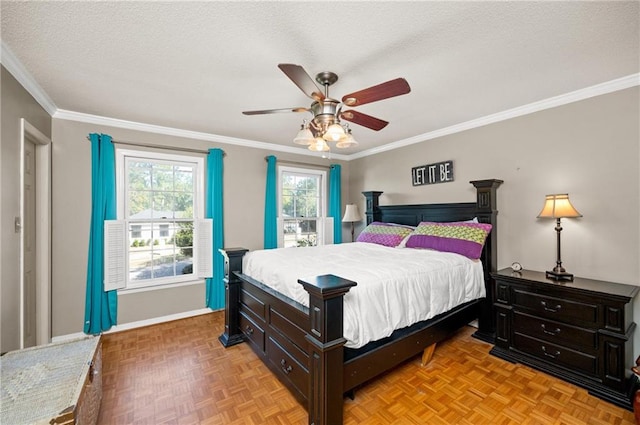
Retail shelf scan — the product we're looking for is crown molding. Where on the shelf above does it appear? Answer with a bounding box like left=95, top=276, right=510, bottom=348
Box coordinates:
left=1, top=41, right=57, bottom=116
left=350, top=73, right=640, bottom=160
left=54, top=109, right=351, bottom=160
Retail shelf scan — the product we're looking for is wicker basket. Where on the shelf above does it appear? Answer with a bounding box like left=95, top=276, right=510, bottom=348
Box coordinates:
left=1, top=336, right=102, bottom=425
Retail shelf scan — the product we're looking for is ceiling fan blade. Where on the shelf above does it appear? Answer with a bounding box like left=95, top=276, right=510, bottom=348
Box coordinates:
left=340, top=110, right=389, bottom=131
left=243, top=107, right=309, bottom=115
left=278, top=64, right=325, bottom=101
left=342, top=78, right=411, bottom=107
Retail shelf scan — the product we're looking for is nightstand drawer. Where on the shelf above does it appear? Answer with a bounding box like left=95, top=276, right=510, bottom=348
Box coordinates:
left=513, top=311, right=597, bottom=352
left=513, top=288, right=598, bottom=327
left=513, top=332, right=597, bottom=377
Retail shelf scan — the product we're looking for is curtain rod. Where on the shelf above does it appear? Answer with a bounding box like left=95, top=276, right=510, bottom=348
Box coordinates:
left=86, top=136, right=225, bottom=156
left=265, top=156, right=331, bottom=170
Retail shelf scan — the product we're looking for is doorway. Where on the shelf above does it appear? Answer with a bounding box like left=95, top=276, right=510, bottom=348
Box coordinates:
left=20, top=119, right=51, bottom=348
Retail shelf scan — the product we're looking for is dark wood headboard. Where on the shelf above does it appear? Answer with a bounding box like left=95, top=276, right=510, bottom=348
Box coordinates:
left=361, top=179, right=503, bottom=342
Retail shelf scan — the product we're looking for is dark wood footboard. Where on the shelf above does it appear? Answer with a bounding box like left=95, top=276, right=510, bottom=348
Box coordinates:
left=219, top=179, right=502, bottom=425
left=218, top=260, right=356, bottom=424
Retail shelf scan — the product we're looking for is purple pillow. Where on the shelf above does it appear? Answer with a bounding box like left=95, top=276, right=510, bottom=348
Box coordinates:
left=356, top=222, right=415, bottom=248
left=405, top=221, right=492, bottom=259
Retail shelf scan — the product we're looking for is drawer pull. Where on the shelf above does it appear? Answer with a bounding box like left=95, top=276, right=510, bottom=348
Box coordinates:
left=244, top=325, right=254, bottom=335
left=541, top=345, right=560, bottom=359
left=280, top=359, right=293, bottom=375
left=540, top=324, right=561, bottom=336
left=540, top=300, right=562, bottom=313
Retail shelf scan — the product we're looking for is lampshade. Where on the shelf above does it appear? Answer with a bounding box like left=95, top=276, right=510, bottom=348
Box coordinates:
left=308, top=137, right=330, bottom=152
left=293, top=127, right=314, bottom=145
left=537, top=194, right=582, bottom=219
left=336, top=130, right=358, bottom=148
left=323, top=123, right=346, bottom=142
left=342, top=204, right=362, bottom=222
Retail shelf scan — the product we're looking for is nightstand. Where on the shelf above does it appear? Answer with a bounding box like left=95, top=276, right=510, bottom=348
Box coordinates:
left=490, top=268, right=639, bottom=409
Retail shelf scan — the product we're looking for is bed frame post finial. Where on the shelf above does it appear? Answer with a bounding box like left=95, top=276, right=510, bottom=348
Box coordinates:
left=362, top=191, right=383, bottom=225
left=218, top=247, right=249, bottom=348
left=299, top=275, right=357, bottom=425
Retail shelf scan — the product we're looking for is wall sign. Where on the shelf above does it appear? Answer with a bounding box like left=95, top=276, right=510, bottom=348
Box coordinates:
left=411, top=160, right=454, bottom=186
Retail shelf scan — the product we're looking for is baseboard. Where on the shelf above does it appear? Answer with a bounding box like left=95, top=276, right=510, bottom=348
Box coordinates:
left=52, top=308, right=217, bottom=343
left=104, top=308, right=215, bottom=334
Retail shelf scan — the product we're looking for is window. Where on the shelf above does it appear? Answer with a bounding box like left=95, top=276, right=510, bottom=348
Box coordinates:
left=131, top=224, right=142, bottom=238
left=115, top=149, right=205, bottom=290
left=278, top=166, right=330, bottom=248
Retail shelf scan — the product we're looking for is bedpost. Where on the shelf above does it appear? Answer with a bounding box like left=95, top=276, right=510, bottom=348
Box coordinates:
left=469, top=179, right=503, bottom=343
left=299, top=275, right=357, bottom=425
left=218, top=247, right=249, bottom=347
left=362, top=191, right=383, bottom=224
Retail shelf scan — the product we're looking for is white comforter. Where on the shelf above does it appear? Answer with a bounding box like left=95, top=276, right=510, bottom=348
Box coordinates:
left=242, top=242, right=485, bottom=349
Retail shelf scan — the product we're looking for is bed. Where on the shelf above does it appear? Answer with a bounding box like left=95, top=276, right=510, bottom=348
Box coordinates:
left=219, top=179, right=502, bottom=425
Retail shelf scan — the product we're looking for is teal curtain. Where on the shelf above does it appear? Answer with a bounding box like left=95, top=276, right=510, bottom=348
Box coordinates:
left=329, top=164, right=342, bottom=244
left=264, top=155, right=278, bottom=249
left=84, top=133, right=118, bottom=334
left=205, top=148, right=225, bottom=309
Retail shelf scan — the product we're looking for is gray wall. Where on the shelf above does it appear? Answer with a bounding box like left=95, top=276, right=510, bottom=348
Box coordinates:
left=51, top=118, right=350, bottom=336
left=348, top=86, right=640, bottom=353
left=1, top=65, right=52, bottom=353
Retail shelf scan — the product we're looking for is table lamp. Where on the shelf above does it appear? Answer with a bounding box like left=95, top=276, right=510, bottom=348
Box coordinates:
left=537, top=193, right=582, bottom=281
left=342, top=204, right=362, bottom=242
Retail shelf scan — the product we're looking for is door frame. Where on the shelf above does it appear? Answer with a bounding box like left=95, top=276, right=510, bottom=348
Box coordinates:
left=20, top=118, right=52, bottom=347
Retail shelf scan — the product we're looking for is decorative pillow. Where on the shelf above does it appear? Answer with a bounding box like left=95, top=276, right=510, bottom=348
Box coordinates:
left=405, top=221, right=492, bottom=259
left=356, top=222, right=415, bottom=248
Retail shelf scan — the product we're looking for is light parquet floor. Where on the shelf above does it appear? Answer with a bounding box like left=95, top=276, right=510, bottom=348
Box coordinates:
left=97, top=312, right=635, bottom=425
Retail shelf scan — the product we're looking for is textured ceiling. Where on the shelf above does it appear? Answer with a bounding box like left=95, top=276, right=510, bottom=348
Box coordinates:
left=1, top=1, right=638, bottom=158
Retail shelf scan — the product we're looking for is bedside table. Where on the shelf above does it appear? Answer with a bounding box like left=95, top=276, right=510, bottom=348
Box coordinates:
left=490, top=268, right=639, bottom=409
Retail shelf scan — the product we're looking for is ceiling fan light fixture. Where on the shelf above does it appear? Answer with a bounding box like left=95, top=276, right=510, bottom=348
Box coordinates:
left=322, top=123, right=346, bottom=142
left=336, top=130, right=358, bottom=148
left=293, top=126, right=314, bottom=145
left=308, top=137, right=330, bottom=152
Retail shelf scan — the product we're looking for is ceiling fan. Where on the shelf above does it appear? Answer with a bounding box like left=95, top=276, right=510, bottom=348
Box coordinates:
left=242, top=64, right=411, bottom=151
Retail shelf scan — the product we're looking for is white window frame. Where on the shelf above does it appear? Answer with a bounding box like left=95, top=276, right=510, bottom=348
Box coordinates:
left=277, top=165, right=331, bottom=248
left=115, top=148, right=206, bottom=291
